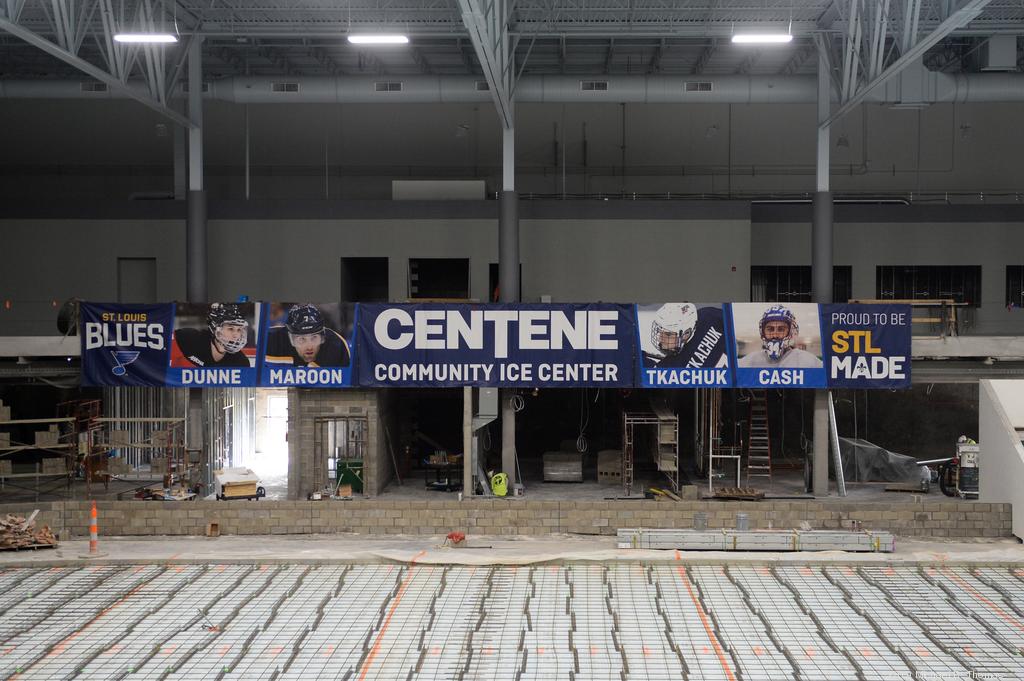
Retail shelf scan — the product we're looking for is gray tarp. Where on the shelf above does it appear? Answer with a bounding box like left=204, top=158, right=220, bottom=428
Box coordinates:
left=830, top=437, right=922, bottom=483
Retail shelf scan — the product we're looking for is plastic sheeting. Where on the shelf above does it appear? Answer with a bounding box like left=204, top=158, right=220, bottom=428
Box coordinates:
left=832, top=437, right=922, bottom=483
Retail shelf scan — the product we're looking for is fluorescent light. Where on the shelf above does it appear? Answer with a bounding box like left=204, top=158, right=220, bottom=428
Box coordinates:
left=114, top=33, right=178, bottom=43
left=731, top=33, right=793, bottom=44
left=347, top=34, right=409, bottom=45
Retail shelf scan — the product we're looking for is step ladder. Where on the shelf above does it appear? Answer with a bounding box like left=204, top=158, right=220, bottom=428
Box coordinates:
left=746, top=390, right=772, bottom=484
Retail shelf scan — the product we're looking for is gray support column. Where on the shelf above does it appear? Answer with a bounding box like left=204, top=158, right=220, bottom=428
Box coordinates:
left=812, top=44, right=833, bottom=497
left=499, top=125, right=519, bottom=485
left=186, top=37, right=207, bottom=303
left=813, top=391, right=830, bottom=494
left=172, top=100, right=187, bottom=200
left=463, top=386, right=473, bottom=496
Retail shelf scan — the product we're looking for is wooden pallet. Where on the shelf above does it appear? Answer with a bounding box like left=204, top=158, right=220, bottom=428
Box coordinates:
left=0, top=542, right=57, bottom=552
left=711, top=487, right=765, bottom=501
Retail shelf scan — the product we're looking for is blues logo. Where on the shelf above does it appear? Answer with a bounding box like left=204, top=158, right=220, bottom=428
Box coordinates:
left=110, top=350, right=141, bottom=376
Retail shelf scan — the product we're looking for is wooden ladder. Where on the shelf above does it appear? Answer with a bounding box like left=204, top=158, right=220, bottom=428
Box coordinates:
left=746, top=390, right=772, bottom=484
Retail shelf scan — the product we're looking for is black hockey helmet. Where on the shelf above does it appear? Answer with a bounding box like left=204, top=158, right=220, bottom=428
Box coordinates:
left=286, top=304, right=325, bottom=335
left=207, top=303, right=248, bottom=333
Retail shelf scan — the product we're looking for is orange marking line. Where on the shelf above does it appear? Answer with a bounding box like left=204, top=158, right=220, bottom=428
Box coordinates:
left=356, top=551, right=427, bottom=681
left=943, top=568, right=1024, bottom=633
left=38, top=582, right=147, bottom=664
left=676, top=565, right=737, bottom=681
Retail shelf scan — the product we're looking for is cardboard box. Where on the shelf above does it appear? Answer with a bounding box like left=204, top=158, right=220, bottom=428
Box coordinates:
left=107, top=457, right=131, bottom=475
left=543, top=451, right=584, bottom=482
left=35, top=429, right=59, bottom=446
left=214, top=467, right=261, bottom=499
left=0, top=460, right=12, bottom=476
left=110, top=430, right=131, bottom=447
left=151, top=430, right=170, bottom=447
left=41, top=457, right=66, bottom=474
left=0, top=433, right=10, bottom=448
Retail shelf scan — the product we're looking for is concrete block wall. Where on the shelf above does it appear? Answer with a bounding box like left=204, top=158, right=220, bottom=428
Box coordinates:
left=287, top=389, right=387, bottom=500
left=2, top=499, right=1010, bottom=540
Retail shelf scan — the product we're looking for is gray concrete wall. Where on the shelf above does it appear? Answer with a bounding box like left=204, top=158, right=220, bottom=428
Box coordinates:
left=1, top=498, right=1010, bottom=539
left=0, top=219, right=185, bottom=334
left=2, top=205, right=1021, bottom=336
left=751, top=219, right=1024, bottom=335
left=1, top=100, right=1022, bottom=199
left=0, top=212, right=750, bottom=334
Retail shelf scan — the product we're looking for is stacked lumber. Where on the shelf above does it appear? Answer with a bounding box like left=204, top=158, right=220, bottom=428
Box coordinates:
left=712, top=487, right=765, bottom=501
left=0, top=511, right=58, bottom=550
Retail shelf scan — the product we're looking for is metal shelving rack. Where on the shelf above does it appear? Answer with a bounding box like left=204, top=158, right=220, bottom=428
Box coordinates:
left=622, top=411, right=680, bottom=496
left=91, top=417, right=189, bottom=497
left=0, top=417, right=76, bottom=501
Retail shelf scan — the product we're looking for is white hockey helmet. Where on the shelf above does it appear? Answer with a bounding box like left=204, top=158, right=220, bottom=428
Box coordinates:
left=651, top=303, right=698, bottom=356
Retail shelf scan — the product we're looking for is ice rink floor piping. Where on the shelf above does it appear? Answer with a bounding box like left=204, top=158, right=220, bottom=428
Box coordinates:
left=1, top=560, right=1023, bottom=680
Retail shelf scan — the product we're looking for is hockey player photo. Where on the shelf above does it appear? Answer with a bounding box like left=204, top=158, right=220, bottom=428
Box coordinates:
left=640, top=303, right=728, bottom=369
left=169, top=303, right=256, bottom=368
left=264, top=304, right=351, bottom=368
left=736, top=303, right=823, bottom=368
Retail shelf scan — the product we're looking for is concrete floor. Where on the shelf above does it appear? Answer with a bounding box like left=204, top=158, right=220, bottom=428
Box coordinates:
left=381, top=466, right=970, bottom=504
left=1, top=546, right=1023, bottom=680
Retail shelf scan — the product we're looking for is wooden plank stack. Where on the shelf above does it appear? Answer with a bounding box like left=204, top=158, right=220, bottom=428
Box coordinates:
left=711, top=487, right=765, bottom=501
left=0, top=511, right=58, bottom=550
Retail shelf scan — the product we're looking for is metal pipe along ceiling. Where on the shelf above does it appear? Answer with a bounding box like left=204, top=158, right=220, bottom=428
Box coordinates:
left=2, top=70, right=1024, bottom=104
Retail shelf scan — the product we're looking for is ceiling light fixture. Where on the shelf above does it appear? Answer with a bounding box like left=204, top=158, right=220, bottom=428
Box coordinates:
left=348, top=34, right=409, bottom=45
left=113, top=33, right=178, bottom=43
left=731, top=33, right=793, bottom=44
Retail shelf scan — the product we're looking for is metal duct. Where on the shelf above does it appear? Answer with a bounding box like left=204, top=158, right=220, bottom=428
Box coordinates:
left=2, top=67, right=1023, bottom=104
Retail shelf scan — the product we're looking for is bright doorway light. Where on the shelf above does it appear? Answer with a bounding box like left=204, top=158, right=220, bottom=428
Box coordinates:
left=731, top=33, right=793, bottom=44
left=114, top=33, right=178, bottom=43
left=347, top=34, right=409, bottom=45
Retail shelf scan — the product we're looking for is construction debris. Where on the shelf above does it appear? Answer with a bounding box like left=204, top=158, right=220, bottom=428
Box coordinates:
left=646, top=487, right=683, bottom=501
left=711, top=487, right=765, bottom=501
left=0, top=511, right=58, bottom=550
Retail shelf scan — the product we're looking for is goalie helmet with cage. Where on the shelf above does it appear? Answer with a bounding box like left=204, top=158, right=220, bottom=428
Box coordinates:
left=758, top=304, right=799, bottom=361
left=650, top=303, right=698, bottom=356
left=207, top=303, right=249, bottom=354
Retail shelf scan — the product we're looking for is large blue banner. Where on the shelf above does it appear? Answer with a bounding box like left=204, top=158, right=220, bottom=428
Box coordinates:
left=356, top=303, right=636, bottom=387
left=80, top=301, right=911, bottom=389
left=821, top=304, right=912, bottom=389
left=81, top=302, right=174, bottom=387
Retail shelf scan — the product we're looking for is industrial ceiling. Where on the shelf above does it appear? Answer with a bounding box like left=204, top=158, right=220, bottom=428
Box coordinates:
left=0, top=1, right=1021, bottom=81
